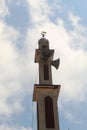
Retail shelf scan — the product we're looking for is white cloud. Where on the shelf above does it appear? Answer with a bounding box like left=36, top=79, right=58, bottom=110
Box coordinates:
left=0, top=0, right=10, bottom=18
left=68, top=12, right=81, bottom=29
left=0, top=124, right=32, bottom=130
left=65, top=111, right=82, bottom=124
left=7, top=0, right=27, bottom=7
left=68, top=12, right=87, bottom=50
left=0, top=20, right=26, bottom=116
left=26, top=0, right=51, bottom=24
left=12, top=99, right=24, bottom=112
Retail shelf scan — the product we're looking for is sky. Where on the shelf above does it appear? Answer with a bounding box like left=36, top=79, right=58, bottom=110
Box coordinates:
left=0, top=0, right=87, bottom=130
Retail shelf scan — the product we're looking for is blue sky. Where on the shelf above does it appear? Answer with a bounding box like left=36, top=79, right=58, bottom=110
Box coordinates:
left=0, top=0, right=87, bottom=130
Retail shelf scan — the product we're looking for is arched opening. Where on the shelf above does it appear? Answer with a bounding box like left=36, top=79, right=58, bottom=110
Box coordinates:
left=44, top=96, right=55, bottom=128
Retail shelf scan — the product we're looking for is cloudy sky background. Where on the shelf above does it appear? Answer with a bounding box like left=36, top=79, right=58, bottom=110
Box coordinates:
left=0, top=0, right=87, bottom=130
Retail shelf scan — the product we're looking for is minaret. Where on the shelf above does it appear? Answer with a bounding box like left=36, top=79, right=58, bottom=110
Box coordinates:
left=33, top=32, right=61, bottom=130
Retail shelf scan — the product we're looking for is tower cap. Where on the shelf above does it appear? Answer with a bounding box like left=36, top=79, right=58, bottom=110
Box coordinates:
left=38, top=38, right=49, bottom=45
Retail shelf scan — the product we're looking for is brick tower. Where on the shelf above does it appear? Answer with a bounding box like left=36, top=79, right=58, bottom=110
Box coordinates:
left=33, top=32, right=61, bottom=130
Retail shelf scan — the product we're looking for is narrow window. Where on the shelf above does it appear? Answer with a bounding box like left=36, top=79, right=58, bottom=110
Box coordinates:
left=37, top=103, right=39, bottom=130
left=44, top=64, right=49, bottom=80
left=45, top=96, right=55, bottom=128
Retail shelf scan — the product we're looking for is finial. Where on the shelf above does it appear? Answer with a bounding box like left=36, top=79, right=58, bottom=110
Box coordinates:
left=41, top=31, right=46, bottom=38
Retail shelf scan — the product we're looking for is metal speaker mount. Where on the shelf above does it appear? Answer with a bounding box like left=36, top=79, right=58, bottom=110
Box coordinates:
left=51, top=58, right=60, bottom=69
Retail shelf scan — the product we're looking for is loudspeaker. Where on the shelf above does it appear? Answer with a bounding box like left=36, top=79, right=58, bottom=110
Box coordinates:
left=51, top=59, right=60, bottom=69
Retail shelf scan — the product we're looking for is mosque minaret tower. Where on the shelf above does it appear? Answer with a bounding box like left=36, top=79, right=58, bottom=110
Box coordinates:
left=33, top=32, right=61, bottom=130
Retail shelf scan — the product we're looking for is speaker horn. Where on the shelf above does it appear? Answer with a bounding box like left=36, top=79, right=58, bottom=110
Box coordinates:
left=51, top=58, right=60, bottom=69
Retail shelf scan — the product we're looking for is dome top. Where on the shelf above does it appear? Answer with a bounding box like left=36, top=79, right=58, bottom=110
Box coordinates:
left=38, top=38, right=49, bottom=45
left=38, top=32, right=49, bottom=49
